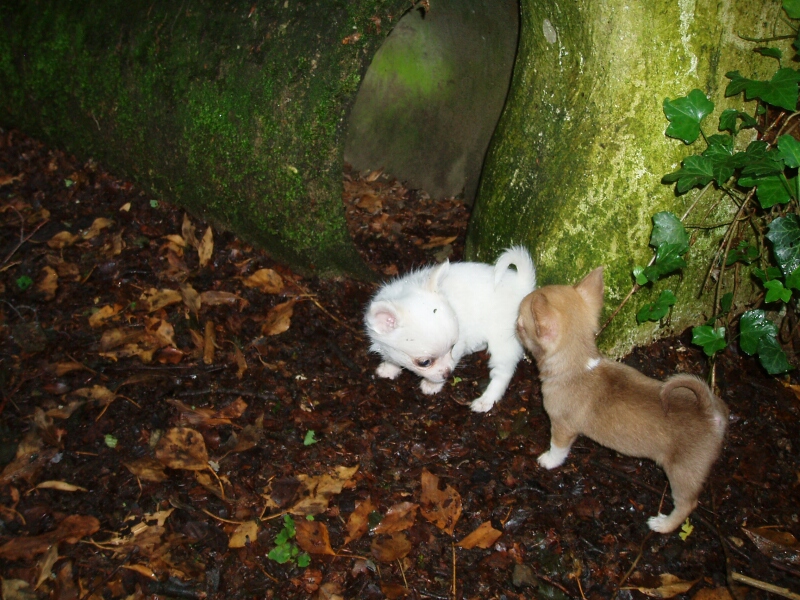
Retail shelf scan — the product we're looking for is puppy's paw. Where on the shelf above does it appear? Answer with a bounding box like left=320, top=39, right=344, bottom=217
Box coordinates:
left=647, top=513, right=680, bottom=533
left=470, top=395, right=496, bottom=413
left=420, top=379, right=445, bottom=395
left=376, top=362, right=402, bottom=379
left=537, top=445, right=570, bottom=470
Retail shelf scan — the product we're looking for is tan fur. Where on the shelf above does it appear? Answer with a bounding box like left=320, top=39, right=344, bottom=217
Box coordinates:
left=516, top=267, right=729, bottom=533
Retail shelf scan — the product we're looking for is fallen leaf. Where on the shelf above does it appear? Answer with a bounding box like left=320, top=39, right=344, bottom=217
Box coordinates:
left=296, top=520, right=335, bottom=555
left=48, top=361, right=89, bottom=376
left=165, top=397, right=247, bottom=427
left=182, top=213, right=199, bottom=248
left=34, top=481, right=88, bottom=492
left=180, top=283, right=201, bottom=314
left=622, top=573, right=700, bottom=598
left=47, top=230, right=79, bottom=249
left=419, top=469, right=462, bottom=535
left=457, top=521, right=502, bottom=549
left=743, top=527, right=800, bottom=565
left=0, top=172, right=23, bottom=186
left=420, top=235, right=457, bottom=249
left=154, top=428, right=209, bottom=471
left=692, top=588, right=733, bottom=600
left=203, top=320, right=216, bottom=365
left=71, top=385, right=117, bottom=406
left=263, top=299, right=297, bottom=336
left=200, top=290, right=243, bottom=306
left=342, top=32, right=362, bottom=44
left=122, top=564, right=158, bottom=580
left=380, top=582, right=410, bottom=599
left=35, top=544, right=59, bottom=590
left=317, top=582, right=344, bottom=600
left=373, top=502, right=419, bottom=535
left=35, top=266, right=58, bottom=301
left=198, top=226, right=213, bottom=267
left=228, top=520, right=259, bottom=548
left=2, top=579, right=36, bottom=600
left=138, top=288, right=182, bottom=313
left=219, top=414, right=264, bottom=457
left=233, top=345, right=247, bottom=379
left=344, top=496, right=376, bottom=544
left=88, top=304, right=123, bottom=328
left=243, top=268, right=284, bottom=294
left=83, top=217, right=112, bottom=240
left=0, top=515, right=100, bottom=560
left=288, top=465, right=359, bottom=516
left=371, top=532, right=411, bottom=563
left=0, top=430, right=57, bottom=486
left=356, top=193, right=382, bottom=213
left=123, top=457, right=168, bottom=483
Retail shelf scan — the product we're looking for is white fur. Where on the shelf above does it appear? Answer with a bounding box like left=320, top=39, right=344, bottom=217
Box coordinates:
left=365, top=247, right=536, bottom=412
left=537, top=442, right=571, bottom=469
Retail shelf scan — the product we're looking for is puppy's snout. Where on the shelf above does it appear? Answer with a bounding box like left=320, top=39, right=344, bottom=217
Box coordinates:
left=442, top=368, right=452, bottom=380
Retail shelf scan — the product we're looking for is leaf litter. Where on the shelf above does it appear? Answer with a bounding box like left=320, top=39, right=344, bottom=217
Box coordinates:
left=0, top=129, right=799, bottom=599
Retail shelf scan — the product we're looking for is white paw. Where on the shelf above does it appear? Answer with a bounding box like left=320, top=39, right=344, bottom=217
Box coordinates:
left=647, top=514, right=671, bottom=533
left=470, top=395, right=496, bottom=413
left=420, top=379, right=445, bottom=395
left=537, top=443, right=571, bottom=470
left=376, top=362, right=402, bottom=379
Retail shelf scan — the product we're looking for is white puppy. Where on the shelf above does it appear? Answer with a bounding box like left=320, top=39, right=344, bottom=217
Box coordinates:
left=365, top=247, right=536, bottom=412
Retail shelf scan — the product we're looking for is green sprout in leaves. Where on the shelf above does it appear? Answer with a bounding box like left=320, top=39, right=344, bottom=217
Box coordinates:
left=303, top=430, right=318, bottom=446
left=16, top=275, right=33, bottom=291
left=268, top=514, right=311, bottom=568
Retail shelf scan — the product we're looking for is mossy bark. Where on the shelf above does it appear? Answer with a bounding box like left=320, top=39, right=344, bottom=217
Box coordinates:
left=0, top=0, right=408, bottom=278
left=467, top=0, right=785, bottom=356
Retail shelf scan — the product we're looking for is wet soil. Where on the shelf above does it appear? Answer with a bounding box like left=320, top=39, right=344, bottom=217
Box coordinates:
left=1, top=129, right=799, bottom=600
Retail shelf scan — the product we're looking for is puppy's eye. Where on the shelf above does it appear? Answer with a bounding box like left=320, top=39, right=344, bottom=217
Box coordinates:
left=416, top=358, right=432, bottom=368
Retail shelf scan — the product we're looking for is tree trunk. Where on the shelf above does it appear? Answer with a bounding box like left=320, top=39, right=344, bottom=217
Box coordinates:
left=467, top=0, right=784, bottom=355
left=0, top=0, right=409, bottom=278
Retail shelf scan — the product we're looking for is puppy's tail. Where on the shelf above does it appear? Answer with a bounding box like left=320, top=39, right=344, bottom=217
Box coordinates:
left=660, top=374, right=729, bottom=437
left=494, top=246, right=536, bottom=290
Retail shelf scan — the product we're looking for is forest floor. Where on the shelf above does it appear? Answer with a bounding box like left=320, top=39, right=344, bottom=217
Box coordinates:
left=1, top=128, right=799, bottom=600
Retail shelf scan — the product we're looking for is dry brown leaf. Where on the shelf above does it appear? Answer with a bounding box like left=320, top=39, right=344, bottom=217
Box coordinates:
left=138, top=288, right=182, bottom=313
left=263, top=299, right=297, bottom=336
left=103, top=229, right=125, bottom=257
left=122, top=564, right=158, bottom=580
left=228, top=520, right=259, bottom=548
left=622, top=573, right=700, bottom=598
left=45, top=400, right=85, bottom=419
left=356, top=194, right=383, bottom=213
left=344, top=496, right=376, bottom=545
left=317, top=582, right=344, bottom=600
left=154, top=428, right=209, bottom=471
left=35, top=544, right=59, bottom=590
left=243, top=268, right=284, bottom=294
left=35, top=266, right=58, bottom=301
left=1, top=579, right=35, bottom=600
left=0, top=430, right=56, bottom=486
left=296, top=520, right=335, bottom=555
left=71, top=385, right=117, bottom=406
left=233, top=345, right=247, bottom=379
left=219, top=414, right=264, bottom=457
left=419, top=469, right=462, bottom=535
left=371, top=532, right=411, bottom=563
left=200, top=290, right=243, bottom=306
left=457, top=521, right=502, bottom=549
left=180, top=283, right=201, bottom=314
left=88, top=304, right=123, bottom=328
left=182, top=213, right=199, bottom=248
left=0, top=172, right=23, bottom=186
left=419, top=235, right=458, bottom=250
left=743, top=527, right=800, bottom=565
left=34, top=481, right=87, bottom=492
left=84, top=217, right=113, bottom=240
left=162, top=234, right=186, bottom=248
left=123, top=457, right=168, bottom=483
left=380, top=583, right=410, bottom=600
left=289, top=465, right=359, bottom=516
left=373, top=502, right=419, bottom=535
left=0, top=515, right=100, bottom=561
left=98, top=327, right=145, bottom=352
left=692, top=588, right=733, bottom=600
left=47, top=230, right=79, bottom=249
left=342, top=32, right=362, bottom=44
left=203, top=320, right=216, bottom=365
left=45, top=255, right=80, bottom=280
left=48, top=361, right=88, bottom=376
left=165, top=397, right=247, bottom=427
left=198, top=226, right=213, bottom=267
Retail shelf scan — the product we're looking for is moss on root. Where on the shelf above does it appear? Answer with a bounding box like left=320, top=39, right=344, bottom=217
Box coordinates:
left=468, top=0, right=784, bottom=356
left=0, top=0, right=410, bottom=278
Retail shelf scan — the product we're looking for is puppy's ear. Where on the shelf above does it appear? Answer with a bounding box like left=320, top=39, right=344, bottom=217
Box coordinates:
left=575, top=267, right=604, bottom=319
left=531, top=294, right=558, bottom=342
left=366, top=301, right=400, bottom=335
left=426, top=260, right=450, bottom=292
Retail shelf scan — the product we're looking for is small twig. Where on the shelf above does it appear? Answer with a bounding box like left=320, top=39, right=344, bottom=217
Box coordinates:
left=614, top=530, right=655, bottom=597
left=731, top=572, right=800, bottom=599
left=175, top=388, right=277, bottom=403
left=451, top=542, right=457, bottom=600
left=397, top=558, right=409, bottom=589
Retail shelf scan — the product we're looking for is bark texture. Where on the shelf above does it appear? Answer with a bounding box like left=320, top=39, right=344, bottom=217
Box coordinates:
left=0, top=0, right=409, bottom=278
left=467, top=0, right=784, bottom=355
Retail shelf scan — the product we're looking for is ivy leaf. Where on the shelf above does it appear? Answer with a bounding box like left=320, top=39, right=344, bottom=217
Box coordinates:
left=650, top=211, right=689, bottom=253
left=718, top=109, right=757, bottom=134
left=720, top=292, right=734, bottom=315
left=663, top=89, right=715, bottom=144
left=662, top=155, right=714, bottom=193
left=702, top=134, right=737, bottom=184
left=739, top=309, right=778, bottom=355
left=784, top=0, right=800, bottom=20
left=725, top=68, right=800, bottom=112
left=753, top=266, right=784, bottom=283
left=786, top=266, right=800, bottom=290
left=766, top=214, right=800, bottom=276
left=740, top=150, right=787, bottom=178
left=739, top=174, right=793, bottom=208
left=654, top=243, right=688, bottom=276
left=633, top=266, right=648, bottom=286
left=757, top=334, right=794, bottom=374
left=777, top=134, right=800, bottom=168
left=691, top=325, right=727, bottom=356
left=764, top=279, right=793, bottom=303
left=754, top=47, right=783, bottom=60
left=636, top=290, right=677, bottom=323
left=726, top=241, right=759, bottom=265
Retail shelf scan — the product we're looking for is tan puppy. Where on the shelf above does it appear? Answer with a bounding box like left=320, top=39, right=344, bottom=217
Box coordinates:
left=516, top=267, right=728, bottom=533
